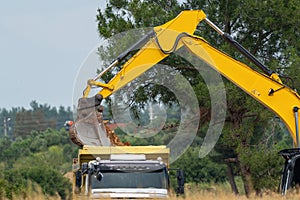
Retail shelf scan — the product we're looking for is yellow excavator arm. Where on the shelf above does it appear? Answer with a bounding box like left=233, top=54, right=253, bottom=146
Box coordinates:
left=78, top=10, right=300, bottom=147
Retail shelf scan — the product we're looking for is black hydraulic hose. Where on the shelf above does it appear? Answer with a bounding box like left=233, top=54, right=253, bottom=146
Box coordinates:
left=222, top=33, right=274, bottom=76
left=155, top=32, right=200, bottom=54
left=89, top=29, right=157, bottom=93
left=204, top=18, right=274, bottom=76
left=155, top=32, right=189, bottom=54
left=116, top=29, right=156, bottom=61
left=293, top=106, right=300, bottom=147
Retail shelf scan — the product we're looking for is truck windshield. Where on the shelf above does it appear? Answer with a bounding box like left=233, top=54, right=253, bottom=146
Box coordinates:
left=91, top=168, right=168, bottom=189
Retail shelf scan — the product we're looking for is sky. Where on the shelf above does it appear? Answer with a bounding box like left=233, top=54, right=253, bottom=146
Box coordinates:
left=0, top=0, right=107, bottom=109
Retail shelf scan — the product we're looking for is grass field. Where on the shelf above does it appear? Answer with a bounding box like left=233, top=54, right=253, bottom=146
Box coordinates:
left=10, top=180, right=300, bottom=200
left=166, top=182, right=300, bottom=200
left=12, top=190, right=300, bottom=200
left=171, top=192, right=300, bottom=200
left=170, top=192, right=300, bottom=200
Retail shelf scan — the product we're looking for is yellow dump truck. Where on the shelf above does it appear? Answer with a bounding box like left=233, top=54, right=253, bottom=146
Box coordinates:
left=72, top=145, right=184, bottom=199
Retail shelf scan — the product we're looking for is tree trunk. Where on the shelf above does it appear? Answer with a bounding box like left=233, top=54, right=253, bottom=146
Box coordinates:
left=238, top=155, right=254, bottom=198
left=226, top=162, right=239, bottom=195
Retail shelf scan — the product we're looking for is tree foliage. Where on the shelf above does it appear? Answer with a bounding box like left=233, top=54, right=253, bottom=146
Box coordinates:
left=0, top=100, right=73, bottom=138
left=0, top=128, right=77, bottom=199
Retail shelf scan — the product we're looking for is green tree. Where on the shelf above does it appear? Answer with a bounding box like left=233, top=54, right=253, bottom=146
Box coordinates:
left=0, top=128, right=76, bottom=199
left=171, top=147, right=227, bottom=184
left=12, top=101, right=73, bottom=138
left=19, top=167, right=71, bottom=199
left=14, top=109, right=55, bottom=138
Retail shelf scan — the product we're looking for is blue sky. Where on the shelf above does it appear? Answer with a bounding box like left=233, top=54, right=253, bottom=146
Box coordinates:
left=0, top=0, right=106, bottom=109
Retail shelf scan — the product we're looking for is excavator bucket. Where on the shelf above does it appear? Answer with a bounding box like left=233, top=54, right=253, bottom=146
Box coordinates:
left=69, top=94, right=111, bottom=147
left=69, top=94, right=130, bottom=147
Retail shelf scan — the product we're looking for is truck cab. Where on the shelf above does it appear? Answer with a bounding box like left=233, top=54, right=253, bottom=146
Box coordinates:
left=72, top=145, right=183, bottom=199
left=89, top=156, right=169, bottom=198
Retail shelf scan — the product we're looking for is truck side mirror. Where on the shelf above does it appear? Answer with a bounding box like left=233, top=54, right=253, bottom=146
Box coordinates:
left=176, top=170, right=185, bottom=195
left=74, top=170, right=82, bottom=194
left=96, top=171, right=103, bottom=181
left=75, top=170, right=82, bottom=187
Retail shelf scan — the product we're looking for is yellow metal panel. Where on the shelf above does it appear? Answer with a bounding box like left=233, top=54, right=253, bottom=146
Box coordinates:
left=78, top=145, right=170, bottom=167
